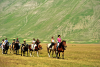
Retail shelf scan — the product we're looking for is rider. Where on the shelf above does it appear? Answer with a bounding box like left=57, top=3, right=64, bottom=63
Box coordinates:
left=4, top=38, right=8, bottom=45
left=22, top=40, right=27, bottom=51
left=16, top=38, right=20, bottom=48
left=1, top=39, right=5, bottom=54
left=12, top=39, right=15, bottom=49
left=16, top=38, right=19, bottom=44
left=57, top=35, right=62, bottom=50
left=49, top=36, right=55, bottom=49
left=35, top=39, right=41, bottom=49
left=31, top=38, right=36, bottom=49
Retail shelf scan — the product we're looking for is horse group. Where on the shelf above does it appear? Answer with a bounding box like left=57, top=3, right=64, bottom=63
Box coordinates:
left=1, top=40, right=67, bottom=59
left=47, top=40, right=67, bottom=59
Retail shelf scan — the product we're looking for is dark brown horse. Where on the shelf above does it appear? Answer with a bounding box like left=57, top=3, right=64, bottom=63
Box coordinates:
left=13, top=43, right=20, bottom=55
left=3, top=42, right=9, bottom=54
left=56, top=40, right=67, bottom=59
left=21, top=44, right=28, bottom=56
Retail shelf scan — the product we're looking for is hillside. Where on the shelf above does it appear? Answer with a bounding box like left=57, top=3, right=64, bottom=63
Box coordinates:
left=0, top=0, right=100, bottom=43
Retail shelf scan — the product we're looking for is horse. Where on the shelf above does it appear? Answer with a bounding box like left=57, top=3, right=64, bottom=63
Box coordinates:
left=47, top=43, right=57, bottom=57
left=13, top=43, right=20, bottom=55
left=3, top=42, right=9, bottom=54
left=21, top=44, right=28, bottom=56
left=29, top=44, right=42, bottom=57
left=56, top=40, right=67, bottom=59
left=9, top=42, right=15, bottom=54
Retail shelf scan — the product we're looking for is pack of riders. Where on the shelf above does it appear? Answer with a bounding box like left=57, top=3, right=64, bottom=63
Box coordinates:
left=49, top=35, right=63, bottom=50
left=1, top=35, right=64, bottom=54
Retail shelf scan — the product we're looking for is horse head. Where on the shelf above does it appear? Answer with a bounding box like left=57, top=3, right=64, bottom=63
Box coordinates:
left=62, top=40, right=67, bottom=50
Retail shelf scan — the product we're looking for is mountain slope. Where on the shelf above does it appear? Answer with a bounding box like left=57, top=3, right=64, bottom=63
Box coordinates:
left=0, top=0, right=100, bottom=43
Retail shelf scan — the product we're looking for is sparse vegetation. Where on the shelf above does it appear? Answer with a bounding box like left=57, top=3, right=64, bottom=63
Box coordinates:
left=0, top=44, right=100, bottom=67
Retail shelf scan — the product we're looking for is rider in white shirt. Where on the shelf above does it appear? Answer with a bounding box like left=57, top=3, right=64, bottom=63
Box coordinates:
left=31, top=38, right=36, bottom=49
left=4, top=38, right=8, bottom=45
left=49, top=37, right=55, bottom=49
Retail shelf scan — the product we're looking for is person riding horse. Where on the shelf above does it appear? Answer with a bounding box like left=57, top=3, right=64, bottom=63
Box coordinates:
left=49, top=36, right=55, bottom=49
left=22, top=40, right=27, bottom=51
left=16, top=38, right=19, bottom=44
left=1, top=38, right=9, bottom=54
left=31, top=38, right=36, bottom=49
left=12, top=39, right=15, bottom=49
left=57, top=35, right=65, bottom=50
left=57, top=35, right=62, bottom=50
left=21, top=40, right=28, bottom=56
left=4, top=38, right=8, bottom=45
left=35, top=39, right=41, bottom=50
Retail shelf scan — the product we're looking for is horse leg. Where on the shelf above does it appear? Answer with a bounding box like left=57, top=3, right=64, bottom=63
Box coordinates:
left=6, top=50, right=7, bottom=54
left=33, top=50, right=35, bottom=57
left=37, top=51, right=39, bottom=57
left=27, top=50, right=28, bottom=57
left=52, top=50, right=54, bottom=58
left=55, top=50, right=56, bottom=55
left=56, top=51, right=58, bottom=58
left=16, top=50, right=17, bottom=55
left=59, top=52, right=60, bottom=58
left=49, top=50, right=51, bottom=57
left=21, top=48, right=22, bottom=56
left=23, top=51, right=25, bottom=56
left=18, top=50, right=19, bottom=54
left=62, top=52, right=64, bottom=59
left=10, top=48, right=11, bottom=53
left=47, top=48, right=50, bottom=57
left=30, top=51, right=32, bottom=57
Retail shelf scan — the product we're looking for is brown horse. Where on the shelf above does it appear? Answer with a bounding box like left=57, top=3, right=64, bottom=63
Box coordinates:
left=29, top=44, right=42, bottom=57
left=56, top=40, right=67, bottom=59
left=9, top=42, right=15, bottom=54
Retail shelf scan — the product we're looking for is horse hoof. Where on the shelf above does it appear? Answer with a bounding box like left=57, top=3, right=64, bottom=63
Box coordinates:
left=62, top=58, right=64, bottom=59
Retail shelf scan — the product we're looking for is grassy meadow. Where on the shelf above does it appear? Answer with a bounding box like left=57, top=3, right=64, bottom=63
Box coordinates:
left=0, top=44, right=100, bottom=67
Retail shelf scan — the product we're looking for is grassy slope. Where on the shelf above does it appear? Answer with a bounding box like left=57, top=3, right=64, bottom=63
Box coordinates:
left=0, top=44, right=100, bottom=67
left=0, top=0, right=100, bottom=43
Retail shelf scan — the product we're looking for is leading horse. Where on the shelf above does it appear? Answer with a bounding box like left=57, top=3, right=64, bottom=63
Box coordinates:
left=56, top=40, right=67, bottom=59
